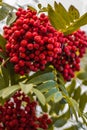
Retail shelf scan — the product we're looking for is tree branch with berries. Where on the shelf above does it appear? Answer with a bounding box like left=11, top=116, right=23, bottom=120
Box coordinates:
left=0, top=1, right=87, bottom=130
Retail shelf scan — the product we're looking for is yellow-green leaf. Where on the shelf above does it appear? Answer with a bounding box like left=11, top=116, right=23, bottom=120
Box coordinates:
left=33, top=88, right=46, bottom=105
left=20, top=83, right=33, bottom=94
left=68, top=5, right=80, bottom=21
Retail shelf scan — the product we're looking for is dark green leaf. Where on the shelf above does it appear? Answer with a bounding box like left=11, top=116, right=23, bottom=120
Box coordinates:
left=27, top=72, right=55, bottom=85
left=67, top=79, right=76, bottom=96
left=68, top=5, right=80, bottom=21
left=73, top=87, right=81, bottom=101
left=0, top=34, right=6, bottom=50
left=79, top=93, right=87, bottom=111
left=36, top=81, right=57, bottom=92
left=1, top=66, right=9, bottom=87
left=6, top=12, right=17, bottom=25
left=82, top=80, right=87, bottom=85
left=33, top=88, right=46, bottom=105
left=0, top=75, right=7, bottom=89
left=0, top=5, right=9, bottom=21
left=77, top=72, right=87, bottom=80
left=54, top=119, right=67, bottom=127
left=48, top=126, right=54, bottom=130
left=38, top=3, right=42, bottom=9
left=64, top=126, right=78, bottom=130
left=59, top=84, right=69, bottom=96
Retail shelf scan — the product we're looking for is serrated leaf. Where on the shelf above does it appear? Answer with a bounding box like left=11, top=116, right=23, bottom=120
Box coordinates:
left=6, top=12, right=17, bottom=25
left=48, top=4, right=65, bottom=30
left=54, top=2, right=71, bottom=25
left=77, top=72, right=87, bottom=80
left=54, top=118, right=67, bottom=127
left=68, top=5, right=80, bottom=21
left=45, top=87, right=57, bottom=102
left=0, top=85, right=20, bottom=99
left=33, top=88, right=46, bottom=105
left=20, top=83, right=33, bottom=94
left=64, top=13, right=87, bottom=35
left=0, top=34, right=6, bottom=50
left=54, top=91, right=63, bottom=103
left=27, top=72, right=55, bottom=85
left=0, top=5, right=9, bottom=21
left=36, top=81, right=57, bottom=92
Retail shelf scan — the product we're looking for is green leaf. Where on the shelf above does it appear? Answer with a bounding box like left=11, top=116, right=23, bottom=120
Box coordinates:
left=82, top=80, right=87, bottom=85
left=54, top=91, right=63, bottom=103
left=0, top=84, right=20, bottom=99
left=73, top=87, right=81, bottom=101
left=0, top=5, right=9, bottom=21
left=64, top=126, right=78, bottom=130
left=27, top=72, right=55, bottom=85
left=38, top=3, right=42, bottom=9
left=48, top=4, right=64, bottom=30
left=6, top=12, right=17, bottom=25
left=33, top=88, right=46, bottom=105
left=68, top=5, right=80, bottom=21
left=45, top=87, right=57, bottom=102
left=48, top=126, right=54, bottom=130
left=1, top=66, right=9, bottom=87
left=54, top=118, right=67, bottom=127
left=28, top=5, right=37, bottom=11
left=0, top=34, right=6, bottom=50
left=67, top=79, right=76, bottom=96
left=36, top=81, right=57, bottom=92
left=0, top=75, right=7, bottom=89
left=77, top=72, right=87, bottom=80
left=64, top=13, right=87, bottom=35
left=54, top=2, right=71, bottom=25
left=20, top=83, right=33, bottom=94
left=79, top=93, right=87, bottom=111
left=39, top=7, right=48, bottom=13
left=59, top=83, right=69, bottom=96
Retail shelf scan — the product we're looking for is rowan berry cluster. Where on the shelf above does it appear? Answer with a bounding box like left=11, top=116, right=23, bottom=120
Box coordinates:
left=4, top=8, right=62, bottom=75
left=52, top=30, right=87, bottom=80
left=0, top=91, right=52, bottom=130
left=3, top=8, right=87, bottom=80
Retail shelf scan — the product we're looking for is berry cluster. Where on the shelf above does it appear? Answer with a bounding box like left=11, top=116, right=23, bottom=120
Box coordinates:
left=0, top=91, right=52, bottom=130
left=3, top=8, right=87, bottom=80
left=4, top=8, right=62, bottom=75
left=52, top=30, right=87, bottom=80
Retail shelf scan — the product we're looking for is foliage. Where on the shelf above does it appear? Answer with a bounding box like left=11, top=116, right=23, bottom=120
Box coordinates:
left=0, top=1, right=87, bottom=130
